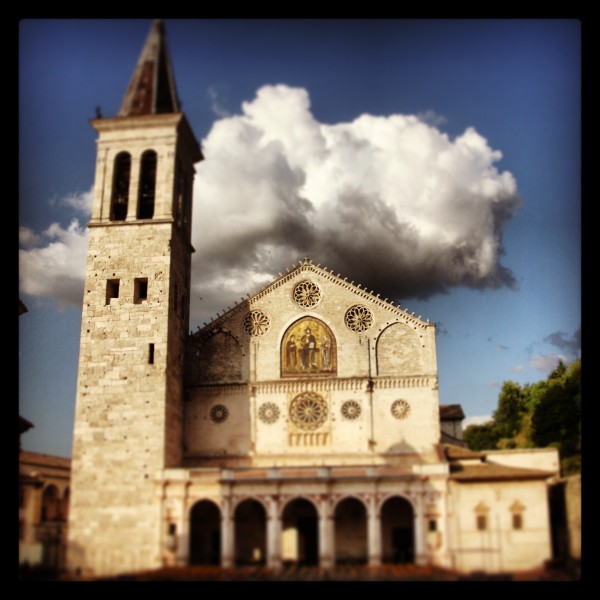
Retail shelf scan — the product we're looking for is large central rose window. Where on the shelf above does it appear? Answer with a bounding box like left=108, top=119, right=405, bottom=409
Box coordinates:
left=289, top=391, right=328, bottom=430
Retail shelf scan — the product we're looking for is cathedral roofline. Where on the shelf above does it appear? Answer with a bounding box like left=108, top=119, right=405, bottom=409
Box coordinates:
left=19, top=451, right=72, bottom=469
left=449, top=463, right=555, bottom=482
left=191, top=256, right=434, bottom=339
left=439, top=404, right=466, bottom=421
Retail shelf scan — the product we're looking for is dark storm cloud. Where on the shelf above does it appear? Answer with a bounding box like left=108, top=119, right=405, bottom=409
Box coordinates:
left=544, top=328, right=581, bottom=357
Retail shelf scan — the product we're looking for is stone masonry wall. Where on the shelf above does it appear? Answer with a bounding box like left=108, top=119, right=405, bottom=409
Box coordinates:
left=69, top=222, right=178, bottom=575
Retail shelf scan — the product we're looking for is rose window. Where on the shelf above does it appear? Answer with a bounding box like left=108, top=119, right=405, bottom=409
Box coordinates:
left=258, top=402, right=280, bottom=424
left=242, top=309, right=271, bottom=336
left=341, top=400, right=362, bottom=420
left=391, top=399, right=411, bottom=420
left=344, top=305, right=374, bottom=333
left=209, top=404, right=229, bottom=424
left=289, top=391, right=328, bottom=430
left=293, top=280, right=321, bottom=308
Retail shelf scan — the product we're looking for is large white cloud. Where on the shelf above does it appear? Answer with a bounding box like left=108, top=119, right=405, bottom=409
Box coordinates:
left=190, top=84, right=519, bottom=322
left=530, top=354, right=568, bottom=374
left=19, top=219, right=88, bottom=309
left=51, top=188, right=94, bottom=215
left=20, top=85, right=520, bottom=322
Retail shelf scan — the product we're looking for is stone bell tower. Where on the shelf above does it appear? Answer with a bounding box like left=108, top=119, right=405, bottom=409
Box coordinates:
left=68, top=20, right=202, bottom=576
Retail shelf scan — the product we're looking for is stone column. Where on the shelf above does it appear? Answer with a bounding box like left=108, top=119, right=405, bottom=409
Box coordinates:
left=94, top=148, right=110, bottom=221
left=154, top=148, right=169, bottom=220
left=367, top=495, right=381, bottom=566
left=267, top=495, right=282, bottom=569
left=413, top=496, right=425, bottom=565
left=318, top=495, right=334, bottom=568
left=221, top=495, right=234, bottom=568
left=176, top=483, right=190, bottom=566
left=126, top=155, right=140, bottom=221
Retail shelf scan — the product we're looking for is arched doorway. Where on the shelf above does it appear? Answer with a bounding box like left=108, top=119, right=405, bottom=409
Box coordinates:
left=189, top=500, right=221, bottom=565
left=381, top=496, right=415, bottom=564
left=334, top=497, right=367, bottom=565
left=282, top=498, right=319, bottom=566
left=234, top=499, right=267, bottom=565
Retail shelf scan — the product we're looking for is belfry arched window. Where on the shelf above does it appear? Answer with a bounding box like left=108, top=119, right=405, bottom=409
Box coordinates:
left=137, top=150, right=157, bottom=219
left=110, top=152, right=131, bottom=221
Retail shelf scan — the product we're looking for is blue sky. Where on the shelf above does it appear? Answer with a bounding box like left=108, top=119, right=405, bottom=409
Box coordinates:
left=19, top=19, right=581, bottom=458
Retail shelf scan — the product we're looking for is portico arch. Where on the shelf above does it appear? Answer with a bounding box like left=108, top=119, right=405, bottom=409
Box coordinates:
left=381, top=496, right=415, bottom=564
left=234, top=498, right=267, bottom=565
left=281, top=497, right=319, bottom=566
left=41, top=484, right=60, bottom=522
left=334, top=497, right=368, bottom=565
left=189, top=499, right=221, bottom=565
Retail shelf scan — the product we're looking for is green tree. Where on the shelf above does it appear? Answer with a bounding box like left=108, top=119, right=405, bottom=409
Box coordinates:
left=493, top=381, right=527, bottom=439
left=523, top=380, right=548, bottom=415
left=463, top=358, right=581, bottom=472
left=531, top=358, right=581, bottom=461
left=463, top=422, right=500, bottom=451
left=548, top=359, right=567, bottom=380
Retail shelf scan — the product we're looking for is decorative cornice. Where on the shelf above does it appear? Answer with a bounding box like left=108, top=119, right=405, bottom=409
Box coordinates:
left=190, top=257, right=433, bottom=340
left=188, top=384, right=248, bottom=396
left=187, top=375, right=437, bottom=395
left=375, top=376, right=436, bottom=389
left=88, top=217, right=175, bottom=228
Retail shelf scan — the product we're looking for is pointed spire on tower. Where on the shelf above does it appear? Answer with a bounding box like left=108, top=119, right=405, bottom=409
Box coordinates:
left=118, top=19, right=181, bottom=117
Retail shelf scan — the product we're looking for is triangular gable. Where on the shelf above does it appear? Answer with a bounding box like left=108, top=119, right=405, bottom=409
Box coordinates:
left=189, top=256, right=433, bottom=341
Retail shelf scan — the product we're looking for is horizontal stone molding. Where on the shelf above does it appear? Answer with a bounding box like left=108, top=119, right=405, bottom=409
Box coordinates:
left=375, top=376, right=436, bottom=389
left=187, top=375, right=437, bottom=395
left=187, top=384, right=248, bottom=397
left=88, top=218, right=175, bottom=228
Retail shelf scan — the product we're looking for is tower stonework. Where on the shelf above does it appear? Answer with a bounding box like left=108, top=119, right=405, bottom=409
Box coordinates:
left=67, top=21, right=202, bottom=575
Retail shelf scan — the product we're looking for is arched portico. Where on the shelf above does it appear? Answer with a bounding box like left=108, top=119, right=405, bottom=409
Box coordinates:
left=334, top=497, right=368, bottom=565
left=234, top=498, right=267, bottom=565
left=381, top=496, right=415, bottom=564
left=189, top=500, right=221, bottom=565
left=281, top=498, right=319, bottom=566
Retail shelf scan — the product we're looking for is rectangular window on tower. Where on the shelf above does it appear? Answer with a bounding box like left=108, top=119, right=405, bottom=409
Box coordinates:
left=476, top=515, right=487, bottom=531
left=134, top=278, right=148, bottom=304
left=512, top=513, right=523, bottom=530
left=106, top=279, right=120, bottom=305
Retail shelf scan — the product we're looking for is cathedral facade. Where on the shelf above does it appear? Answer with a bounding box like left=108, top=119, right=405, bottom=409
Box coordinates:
left=67, top=21, right=559, bottom=577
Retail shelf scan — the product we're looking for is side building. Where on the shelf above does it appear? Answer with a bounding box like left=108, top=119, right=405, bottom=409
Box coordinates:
left=19, top=451, right=71, bottom=572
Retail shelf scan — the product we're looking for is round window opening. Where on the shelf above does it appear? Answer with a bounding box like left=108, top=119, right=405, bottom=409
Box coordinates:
left=344, top=305, right=374, bottom=333
left=341, top=400, right=362, bottom=420
left=242, top=310, right=271, bottom=337
left=258, top=402, right=280, bottom=424
left=210, top=404, right=229, bottom=424
left=293, top=280, right=322, bottom=308
left=391, top=399, right=411, bottom=420
left=289, top=391, right=328, bottom=430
